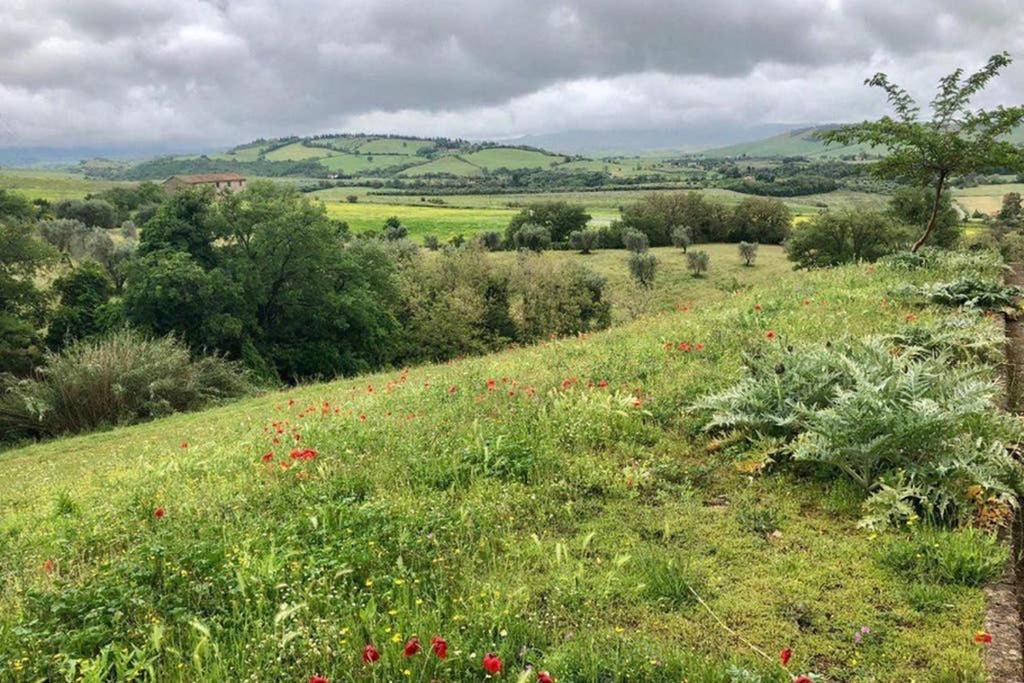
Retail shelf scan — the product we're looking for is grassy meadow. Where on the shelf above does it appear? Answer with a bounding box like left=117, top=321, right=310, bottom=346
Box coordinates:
left=0, top=169, right=133, bottom=202
left=0, top=253, right=1000, bottom=682
left=953, top=182, right=1024, bottom=215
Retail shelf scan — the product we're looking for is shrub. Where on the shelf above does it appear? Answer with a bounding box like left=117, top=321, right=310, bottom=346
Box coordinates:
left=697, top=339, right=1022, bottom=528
left=0, top=329, right=250, bottom=441
left=45, top=261, right=118, bottom=349
left=383, top=223, right=409, bottom=241
left=786, top=210, right=911, bottom=268
left=911, top=277, right=1022, bottom=311
left=738, top=241, right=758, bottom=266
left=1000, top=231, right=1024, bottom=263
left=477, top=230, right=503, bottom=251
left=622, top=229, right=649, bottom=253
left=515, top=256, right=611, bottom=341
left=568, top=229, right=599, bottom=254
left=686, top=250, right=709, bottom=276
left=346, top=194, right=359, bottom=203
left=423, top=234, right=440, bottom=250
left=628, top=252, right=657, bottom=288
left=512, top=224, right=552, bottom=252
left=670, top=226, right=691, bottom=252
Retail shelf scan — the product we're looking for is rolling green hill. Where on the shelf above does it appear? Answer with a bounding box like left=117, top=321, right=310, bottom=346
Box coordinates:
left=0, top=254, right=1002, bottom=681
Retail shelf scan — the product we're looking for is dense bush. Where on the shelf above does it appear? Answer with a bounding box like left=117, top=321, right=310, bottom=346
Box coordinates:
left=423, top=234, right=440, bottom=250
left=908, top=277, right=1023, bottom=311
left=54, top=198, right=118, bottom=228
left=0, top=329, right=250, bottom=441
left=617, top=192, right=789, bottom=246
left=515, top=256, right=611, bottom=341
left=697, top=339, right=1022, bottom=528
left=395, top=248, right=517, bottom=361
left=628, top=252, right=657, bottom=288
left=512, top=223, right=552, bottom=252
left=477, top=230, right=503, bottom=251
left=786, top=210, right=911, bottom=268
left=888, top=187, right=961, bottom=249
left=506, top=201, right=590, bottom=244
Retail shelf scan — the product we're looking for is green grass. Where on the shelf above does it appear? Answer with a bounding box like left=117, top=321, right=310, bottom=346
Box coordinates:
left=264, top=142, right=335, bottom=161
left=355, top=138, right=435, bottom=155
left=494, top=245, right=791, bottom=323
left=0, top=170, right=135, bottom=202
left=324, top=200, right=515, bottom=238
left=0, top=256, right=995, bottom=681
left=462, top=148, right=565, bottom=170
left=399, top=156, right=483, bottom=177
left=320, top=153, right=421, bottom=174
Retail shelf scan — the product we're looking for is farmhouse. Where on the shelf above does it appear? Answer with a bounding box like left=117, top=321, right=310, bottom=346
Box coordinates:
left=162, top=172, right=247, bottom=195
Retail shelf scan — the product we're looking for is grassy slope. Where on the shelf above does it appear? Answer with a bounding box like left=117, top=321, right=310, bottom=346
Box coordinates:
left=954, top=182, right=1024, bottom=215
left=0, top=170, right=134, bottom=201
left=324, top=201, right=516, bottom=239
left=0, top=258, right=991, bottom=681
left=700, top=127, right=879, bottom=159
left=399, top=155, right=483, bottom=177
left=462, top=148, right=565, bottom=170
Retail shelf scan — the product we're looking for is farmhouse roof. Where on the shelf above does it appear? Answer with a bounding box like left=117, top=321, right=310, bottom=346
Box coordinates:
left=165, top=173, right=246, bottom=184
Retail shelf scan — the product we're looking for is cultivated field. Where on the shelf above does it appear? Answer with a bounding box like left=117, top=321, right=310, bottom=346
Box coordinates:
left=954, top=182, right=1024, bottom=215
left=0, top=254, right=996, bottom=681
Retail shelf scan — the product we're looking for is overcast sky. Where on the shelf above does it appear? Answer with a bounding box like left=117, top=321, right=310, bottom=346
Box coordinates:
left=1, top=0, right=1023, bottom=150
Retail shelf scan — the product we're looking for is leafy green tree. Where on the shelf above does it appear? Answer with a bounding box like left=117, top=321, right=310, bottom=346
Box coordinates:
left=729, top=197, right=791, bottom=243
left=670, top=225, right=692, bottom=252
left=45, top=261, right=118, bottom=349
left=0, top=222, right=55, bottom=375
left=619, top=192, right=730, bottom=246
left=787, top=210, right=910, bottom=268
left=36, top=218, right=91, bottom=256
left=686, top=250, right=710, bottom=277
left=622, top=229, right=649, bottom=253
left=138, top=187, right=223, bottom=267
left=124, top=249, right=246, bottom=354
left=568, top=229, right=599, bottom=254
left=506, top=201, right=590, bottom=244
left=628, top=252, right=658, bottom=288
left=822, top=52, right=1024, bottom=251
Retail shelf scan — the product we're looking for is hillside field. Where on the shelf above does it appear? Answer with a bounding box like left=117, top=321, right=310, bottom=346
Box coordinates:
left=0, top=253, right=1000, bottom=681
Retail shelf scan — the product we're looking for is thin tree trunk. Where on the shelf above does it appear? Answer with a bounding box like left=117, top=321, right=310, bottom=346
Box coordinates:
left=910, top=172, right=947, bottom=253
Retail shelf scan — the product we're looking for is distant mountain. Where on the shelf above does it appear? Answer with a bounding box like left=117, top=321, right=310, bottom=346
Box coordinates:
left=0, top=144, right=196, bottom=168
left=700, top=124, right=1024, bottom=159
left=507, top=124, right=798, bottom=156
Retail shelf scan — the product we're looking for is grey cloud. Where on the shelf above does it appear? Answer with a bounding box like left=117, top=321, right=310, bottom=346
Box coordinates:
left=0, top=0, right=1022, bottom=147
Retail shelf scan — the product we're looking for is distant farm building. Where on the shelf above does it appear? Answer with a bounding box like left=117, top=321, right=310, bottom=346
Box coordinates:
left=162, top=173, right=247, bottom=195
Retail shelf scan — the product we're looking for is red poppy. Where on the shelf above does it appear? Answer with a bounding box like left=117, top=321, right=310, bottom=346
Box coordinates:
left=362, top=644, right=381, bottom=663
left=695, top=343, right=705, bottom=351
left=309, top=676, right=328, bottom=683
left=431, top=635, right=448, bottom=659
left=779, top=647, right=792, bottom=666
left=153, top=506, right=166, bottom=519
left=793, top=677, right=813, bottom=683
left=754, top=304, right=762, bottom=312
left=290, top=448, right=318, bottom=461
left=403, top=637, right=422, bottom=657
left=448, top=385, right=458, bottom=394
left=261, top=452, right=274, bottom=463
left=180, top=441, right=189, bottom=449
left=359, top=414, right=367, bottom=422
left=597, top=379, right=609, bottom=388
left=483, top=653, right=502, bottom=674
left=974, top=631, right=993, bottom=644
left=487, top=379, right=497, bottom=391
left=765, top=330, right=777, bottom=340
left=538, top=672, right=554, bottom=683
left=905, top=314, right=918, bottom=322
left=367, top=384, right=374, bottom=393
left=42, top=559, right=54, bottom=574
